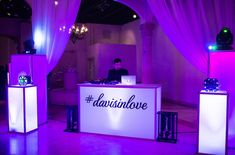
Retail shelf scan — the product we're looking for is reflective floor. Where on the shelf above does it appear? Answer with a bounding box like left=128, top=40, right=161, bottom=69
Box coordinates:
left=0, top=101, right=234, bottom=155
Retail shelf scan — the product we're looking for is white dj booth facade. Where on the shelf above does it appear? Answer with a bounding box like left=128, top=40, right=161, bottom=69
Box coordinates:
left=78, top=84, right=161, bottom=140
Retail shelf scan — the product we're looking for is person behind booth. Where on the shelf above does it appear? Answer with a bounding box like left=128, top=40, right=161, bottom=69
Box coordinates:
left=108, top=58, right=128, bottom=82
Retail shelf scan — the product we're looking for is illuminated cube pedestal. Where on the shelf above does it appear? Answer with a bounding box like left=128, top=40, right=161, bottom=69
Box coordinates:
left=8, top=85, right=38, bottom=133
left=198, top=90, right=228, bottom=155
left=210, top=51, right=235, bottom=147
left=9, top=54, right=47, bottom=125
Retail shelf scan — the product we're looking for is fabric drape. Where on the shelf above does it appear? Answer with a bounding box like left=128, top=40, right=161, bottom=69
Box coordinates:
left=32, top=0, right=81, bottom=73
left=147, top=0, right=235, bottom=74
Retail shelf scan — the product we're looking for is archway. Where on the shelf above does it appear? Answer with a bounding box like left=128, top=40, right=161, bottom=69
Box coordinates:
left=115, top=0, right=156, bottom=83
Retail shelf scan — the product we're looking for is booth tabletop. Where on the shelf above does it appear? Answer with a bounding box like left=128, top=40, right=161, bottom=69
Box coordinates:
left=77, top=83, right=161, bottom=89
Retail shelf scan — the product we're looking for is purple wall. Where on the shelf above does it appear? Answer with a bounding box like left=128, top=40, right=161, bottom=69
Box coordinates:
left=56, top=23, right=122, bottom=83
left=55, top=19, right=206, bottom=106
left=57, top=19, right=206, bottom=106
left=120, top=19, right=206, bottom=106
left=0, top=18, right=32, bottom=51
left=152, top=22, right=206, bottom=105
left=88, top=43, right=136, bottom=80
left=120, top=20, right=142, bottom=82
left=0, top=18, right=32, bottom=66
left=0, top=37, right=17, bottom=66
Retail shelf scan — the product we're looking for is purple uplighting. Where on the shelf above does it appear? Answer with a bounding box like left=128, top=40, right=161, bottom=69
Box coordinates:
left=32, top=0, right=81, bottom=72
left=1, top=0, right=235, bottom=154
left=148, top=0, right=235, bottom=74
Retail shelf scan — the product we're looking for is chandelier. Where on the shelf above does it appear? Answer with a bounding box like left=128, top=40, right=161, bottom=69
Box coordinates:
left=69, top=23, right=88, bottom=44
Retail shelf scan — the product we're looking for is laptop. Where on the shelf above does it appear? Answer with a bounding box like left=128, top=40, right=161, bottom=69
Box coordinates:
left=121, top=75, right=136, bottom=85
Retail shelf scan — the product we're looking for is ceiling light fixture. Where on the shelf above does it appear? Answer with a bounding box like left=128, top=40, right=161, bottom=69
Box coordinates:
left=69, top=23, right=88, bottom=44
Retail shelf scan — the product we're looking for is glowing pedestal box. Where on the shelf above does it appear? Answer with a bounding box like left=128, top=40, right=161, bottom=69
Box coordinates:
left=198, top=90, right=228, bottom=155
left=8, top=85, right=38, bottom=133
left=78, top=84, right=161, bottom=140
left=210, top=51, right=235, bottom=147
left=9, top=54, right=47, bottom=125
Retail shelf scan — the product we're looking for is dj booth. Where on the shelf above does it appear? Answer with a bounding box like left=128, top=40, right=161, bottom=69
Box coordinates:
left=77, top=83, right=161, bottom=140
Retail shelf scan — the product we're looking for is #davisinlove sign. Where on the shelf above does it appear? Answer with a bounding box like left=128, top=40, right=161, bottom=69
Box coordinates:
left=85, top=93, right=148, bottom=110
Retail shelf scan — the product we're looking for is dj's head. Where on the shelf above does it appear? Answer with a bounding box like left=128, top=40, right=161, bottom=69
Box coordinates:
left=113, top=58, right=122, bottom=70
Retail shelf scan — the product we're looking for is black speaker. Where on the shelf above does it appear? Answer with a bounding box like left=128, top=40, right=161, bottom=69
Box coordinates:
left=23, top=39, right=36, bottom=54
left=216, top=27, right=233, bottom=50
left=157, top=111, right=178, bottom=143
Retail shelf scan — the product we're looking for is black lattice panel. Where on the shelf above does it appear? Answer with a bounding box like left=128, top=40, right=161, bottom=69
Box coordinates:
left=157, top=111, right=178, bottom=143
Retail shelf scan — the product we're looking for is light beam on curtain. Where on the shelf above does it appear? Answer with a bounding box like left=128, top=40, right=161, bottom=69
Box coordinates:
left=32, top=0, right=81, bottom=73
left=147, top=0, right=235, bottom=75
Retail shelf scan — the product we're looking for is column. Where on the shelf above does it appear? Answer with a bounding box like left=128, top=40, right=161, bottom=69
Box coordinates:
left=140, top=22, right=155, bottom=83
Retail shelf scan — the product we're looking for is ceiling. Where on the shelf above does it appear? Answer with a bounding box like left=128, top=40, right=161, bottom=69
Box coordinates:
left=0, top=0, right=32, bottom=20
left=77, top=0, right=139, bottom=25
left=0, top=0, right=139, bottom=25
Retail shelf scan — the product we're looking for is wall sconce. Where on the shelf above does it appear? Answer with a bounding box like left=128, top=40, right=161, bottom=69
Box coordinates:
left=69, top=23, right=88, bottom=44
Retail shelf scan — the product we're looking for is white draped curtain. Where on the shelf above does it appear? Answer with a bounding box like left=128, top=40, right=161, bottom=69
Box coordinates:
left=147, top=0, right=235, bottom=75
left=32, top=0, right=81, bottom=73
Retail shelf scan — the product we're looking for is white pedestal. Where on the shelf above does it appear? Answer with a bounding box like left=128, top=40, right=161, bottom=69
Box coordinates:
left=198, top=90, right=228, bottom=155
left=8, top=85, right=38, bottom=133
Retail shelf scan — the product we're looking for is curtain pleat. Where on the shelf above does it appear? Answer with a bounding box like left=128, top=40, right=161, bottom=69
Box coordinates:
left=32, top=0, right=81, bottom=73
left=147, top=0, right=235, bottom=74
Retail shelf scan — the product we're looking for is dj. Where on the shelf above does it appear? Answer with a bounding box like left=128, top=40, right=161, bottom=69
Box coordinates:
left=107, top=58, right=128, bottom=82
